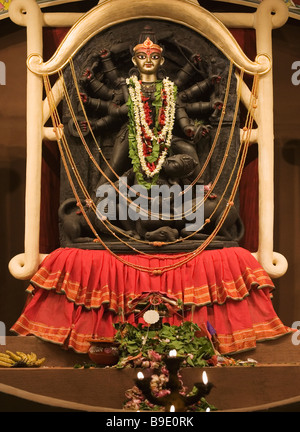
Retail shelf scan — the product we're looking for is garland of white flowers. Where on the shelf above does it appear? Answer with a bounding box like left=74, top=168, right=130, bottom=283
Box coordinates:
left=126, top=75, right=176, bottom=179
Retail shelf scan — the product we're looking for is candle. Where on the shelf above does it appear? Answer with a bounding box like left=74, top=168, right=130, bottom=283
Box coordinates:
left=137, top=371, right=144, bottom=380
left=168, top=349, right=177, bottom=357
left=202, top=371, right=208, bottom=385
left=170, top=405, right=175, bottom=412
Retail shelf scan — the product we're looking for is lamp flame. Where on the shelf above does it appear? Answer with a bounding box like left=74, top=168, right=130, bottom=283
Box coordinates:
left=202, top=371, right=208, bottom=385
left=137, top=371, right=144, bottom=380
left=169, top=349, right=177, bottom=357
left=170, top=405, right=175, bottom=412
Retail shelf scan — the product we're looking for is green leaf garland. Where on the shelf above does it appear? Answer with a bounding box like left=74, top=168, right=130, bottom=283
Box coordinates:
left=113, top=321, right=215, bottom=369
left=126, top=78, right=177, bottom=189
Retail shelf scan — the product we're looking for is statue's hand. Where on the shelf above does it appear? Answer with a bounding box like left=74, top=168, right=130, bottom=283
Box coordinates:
left=211, top=75, right=221, bottom=85
left=68, top=117, right=92, bottom=138
left=82, top=69, right=94, bottom=81
left=191, top=53, right=201, bottom=64
left=201, top=124, right=212, bottom=136
left=211, top=99, right=223, bottom=111
left=99, top=48, right=111, bottom=59
left=80, top=68, right=94, bottom=84
left=194, top=124, right=212, bottom=144
left=79, top=92, right=89, bottom=104
left=183, top=124, right=196, bottom=139
left=78, top=120, right=91, bottom=136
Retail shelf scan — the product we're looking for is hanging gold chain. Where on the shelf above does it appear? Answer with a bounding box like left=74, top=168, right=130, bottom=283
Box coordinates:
left=43, top=64, right=258, bottom=274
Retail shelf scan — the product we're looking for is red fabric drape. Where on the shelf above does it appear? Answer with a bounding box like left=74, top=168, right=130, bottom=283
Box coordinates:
left=11, top=247, right=292, bottom=354
left=229, top=29, right=258, bottom=252
left=40, top=28, right=70, bottom=254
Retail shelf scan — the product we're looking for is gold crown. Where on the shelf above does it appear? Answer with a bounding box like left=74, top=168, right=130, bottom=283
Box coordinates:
left=133, top=37, right=163, bottom=54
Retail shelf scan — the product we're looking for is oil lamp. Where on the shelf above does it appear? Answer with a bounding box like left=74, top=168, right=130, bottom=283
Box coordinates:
left=134, top=350, right=213, bottom=412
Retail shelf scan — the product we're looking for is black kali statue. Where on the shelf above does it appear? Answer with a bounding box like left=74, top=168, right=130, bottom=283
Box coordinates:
left=59, top=22, right=244, bottom=252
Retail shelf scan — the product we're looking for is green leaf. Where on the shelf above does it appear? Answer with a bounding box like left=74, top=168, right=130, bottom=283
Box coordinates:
left=186, top=356, right=194, bottom=367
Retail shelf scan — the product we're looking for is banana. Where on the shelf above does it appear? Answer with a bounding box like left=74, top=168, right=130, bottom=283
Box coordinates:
left=0, top=359, right=14, bottom=367
left=30, top=352, right=37, bottom=363
left=6, top=350, right=21, bottom=362
left=16, top=351, right=29, bottom=363
left=0, top=350, right=45, bottom=367
left=0, top=357, right=15, bottom=365
left=0, top=354, right=15, bottom=366
left=34, top=357, right=46, bottom=366
left=0, top=353, right=10, bottom=359
left=26, top=353, right=33, bottom=365
left=26, top=353, right=38, bottom=366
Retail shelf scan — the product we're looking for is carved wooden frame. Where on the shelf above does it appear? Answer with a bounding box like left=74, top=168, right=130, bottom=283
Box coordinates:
left=8, top=0, right=289, bottom=279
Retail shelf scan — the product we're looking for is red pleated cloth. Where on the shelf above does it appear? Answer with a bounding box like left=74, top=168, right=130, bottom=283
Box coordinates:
left=11, top=247, right=292, bottom=354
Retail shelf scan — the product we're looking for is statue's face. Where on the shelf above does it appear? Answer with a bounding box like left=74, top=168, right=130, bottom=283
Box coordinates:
left=132, top=51, right=164, bottom=77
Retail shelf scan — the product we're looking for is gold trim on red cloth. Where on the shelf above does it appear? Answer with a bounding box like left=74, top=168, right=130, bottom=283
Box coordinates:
left=11, top=314, right=94, bottom=353
left=27, top=247, right=275, bottom=313
left=29, top=264, right=272, bottom=312
left=12, top=314, right=69, bottom=346
left=10, top=247, right=292, bottom=354
left=217, top=317, right=292, bottom=354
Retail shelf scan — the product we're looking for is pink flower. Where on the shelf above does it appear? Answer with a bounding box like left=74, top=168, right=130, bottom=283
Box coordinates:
left=157, top=389, right=170, bottom=398
left=151, top=374, right=159, bottom=382
left=161, top=366, right=169, bottom=375
left=148, top=350, right=162, bottom=362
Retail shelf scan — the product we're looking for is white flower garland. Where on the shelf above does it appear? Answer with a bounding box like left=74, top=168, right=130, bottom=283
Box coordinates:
left=126, top=75, right=176, bottom=178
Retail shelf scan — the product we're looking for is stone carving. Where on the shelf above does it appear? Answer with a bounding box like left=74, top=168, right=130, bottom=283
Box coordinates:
left=59, top=20, right=242, bottom=251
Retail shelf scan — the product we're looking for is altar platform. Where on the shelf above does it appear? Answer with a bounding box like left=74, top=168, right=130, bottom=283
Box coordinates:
left=3, top=246, right=299, bottom=412
left=1, top=334, right=300, bottom=412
